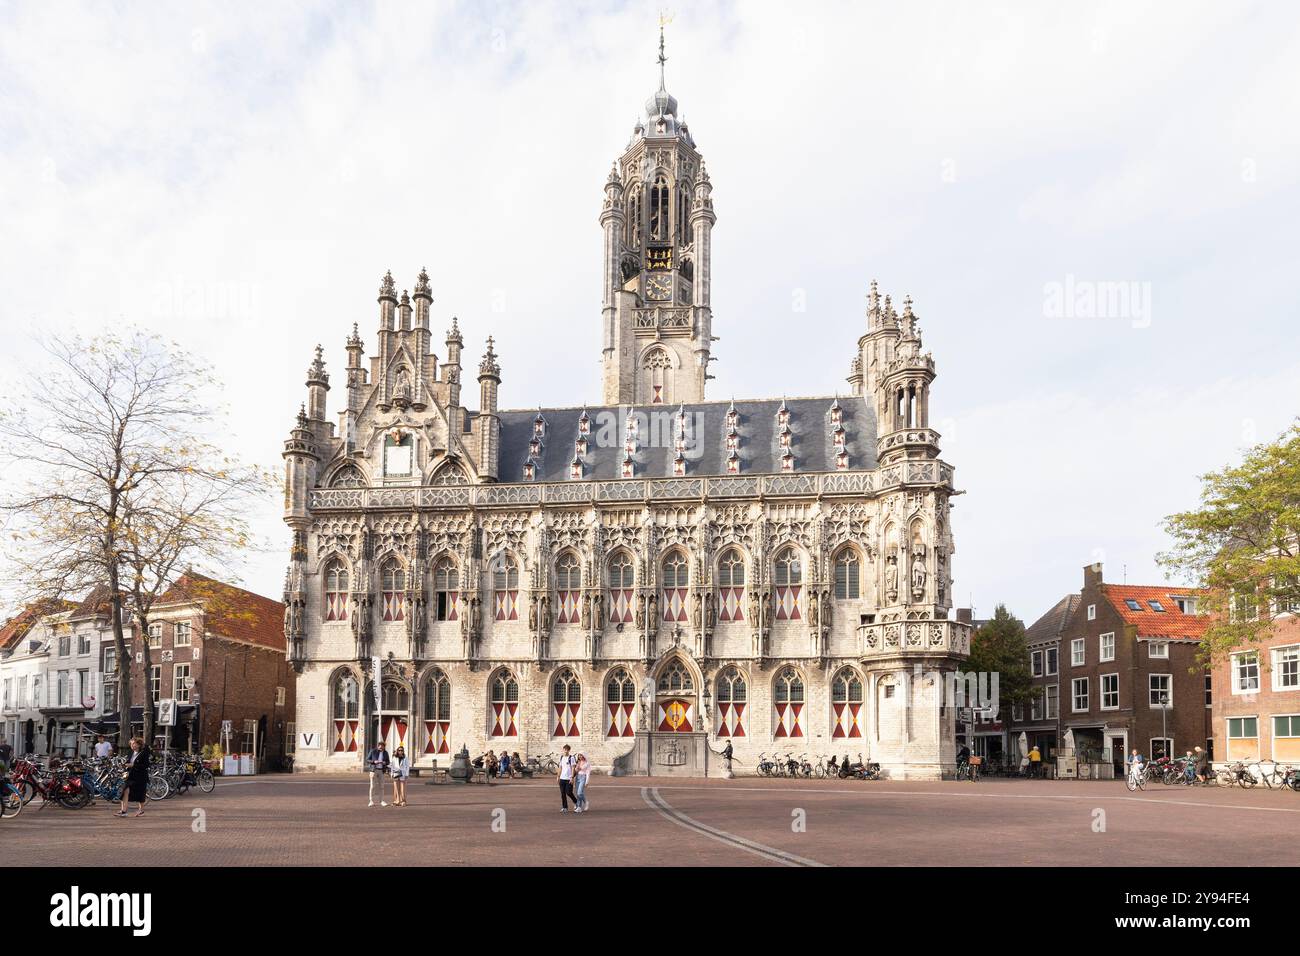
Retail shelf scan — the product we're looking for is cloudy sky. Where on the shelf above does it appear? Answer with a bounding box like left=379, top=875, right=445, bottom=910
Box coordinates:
left=1, top=0, right=1297, bottom=625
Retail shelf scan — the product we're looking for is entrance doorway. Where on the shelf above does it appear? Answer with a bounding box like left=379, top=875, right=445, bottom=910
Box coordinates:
left=372, top=681, right=411, bottom=754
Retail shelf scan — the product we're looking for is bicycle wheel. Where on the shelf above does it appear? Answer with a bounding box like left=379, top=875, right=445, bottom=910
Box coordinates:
left=1240, top=773, right=1257, bottom=789
left=146, top=776, right=170, bottom=801
left=1, top=789, right=21, bottom=818
left=1125, top=773, right=1137, bottom=792
left=814, top=764, right=825, bottom=779
left=58, top=788, right=91, bottom=810
left=197, top=769, right=215, bottom=793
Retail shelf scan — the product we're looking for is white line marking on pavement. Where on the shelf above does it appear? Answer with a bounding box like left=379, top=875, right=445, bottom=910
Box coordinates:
left=640, top=786, right=826, bottom=867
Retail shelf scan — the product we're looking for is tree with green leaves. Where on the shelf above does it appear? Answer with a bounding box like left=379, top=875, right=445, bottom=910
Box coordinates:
left=1160, top=422, right=1300, bottom=663
left=966, top=604, right=1034, bottom=723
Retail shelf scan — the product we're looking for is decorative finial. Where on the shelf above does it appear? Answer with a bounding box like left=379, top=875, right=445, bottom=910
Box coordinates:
left=307, top=345, right=329, bottom=384
left=479, top=336, right=500, bottom=378
left=657, top=11, right=673, bottom=90
left=379, top=270, right=397, bottom=299
left=446, top=316, right=462, bottom=343
left=415, top=267, right=431, bottom=297
left=296, top=404, right=308, bottom=427
left=347, top=323, right=362, bottom=349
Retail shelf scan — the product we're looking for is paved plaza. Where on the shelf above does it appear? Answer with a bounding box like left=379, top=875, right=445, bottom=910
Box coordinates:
left=12, top=775, right=1300, bottom=867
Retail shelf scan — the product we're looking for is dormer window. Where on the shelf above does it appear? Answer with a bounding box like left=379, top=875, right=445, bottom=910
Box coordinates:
left=625, top=414, right=638, bottom=438
left=533, top=414, right=546, bottom=439
left=673, top=454, right=686, bottom=477
left=727, top=451, right=740, bottom=475
left=569, top=458, right=582, bottom=481
left=528, top=437, right=542, bottom=457
left=523, top=460, right=535, bottom=481
left=781, top=451, right=795, bottom=473
left=779, top=427, right=792, bottom=450
left=726, top=406, right=739, bottom=430
left=726, top=430, right=739, bottom=452
left=836, top=450, right=849, bottom=471
left=1125, top=598, right=1142, bottom=611
left=830, top=399, right=843, bottom=426
left=575, top=436, right=588, bottom=457
left=578, top=411, right=591, bottom=435
left=833, top=425, right=846, bottom=450
left=621, top=456, right=635, bottom=479
left=777, top=402, right=790, bottom=427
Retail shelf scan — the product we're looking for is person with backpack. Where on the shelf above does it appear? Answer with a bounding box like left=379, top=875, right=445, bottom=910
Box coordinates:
left=557, top=744, right=577, bottom=812
left=573, top=752, right=591, bottom=813
left=367, top=739, right=390, bottom=807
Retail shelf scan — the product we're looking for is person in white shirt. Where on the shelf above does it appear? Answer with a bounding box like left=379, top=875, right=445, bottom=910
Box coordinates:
left=94, top=736, right=114, bottom=759
left=573, top=753, right=591, bottom=813
left=391, top=746, right=410, bottom=806
left=557, top=744, right=576, bottom=813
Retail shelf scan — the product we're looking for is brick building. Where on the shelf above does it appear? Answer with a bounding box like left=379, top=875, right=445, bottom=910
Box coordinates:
left=1011, top=564, right=1210, bottom=777
left=112, top=573, right=293, bottom=767
left=1211, top=614, right=1300, bottom=766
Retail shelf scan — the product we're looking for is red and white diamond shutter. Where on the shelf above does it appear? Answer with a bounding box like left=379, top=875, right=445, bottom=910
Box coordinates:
left=661, top=551, right=689, bottom=622
left=490, top=670, right=520, bottom=737
left=434, top=558, right=459, bottom=621
left=831, top=669, right=864, bottom=739
left=716, top=548, right=746, bottom=622
left=656, top=699, right=694, bottom=733
left=605, top=668, right=637, bottom=737
left=333, top=719, right=360, bottom=753
left=773, top=667, right=806, bottom=738
left=379, top=715, right=409, bottom=752
left=323, top=557, right=350, bottom=622
left=715, top=667, right=747, bottom=738
left=552, top=669, right=581, bottom=737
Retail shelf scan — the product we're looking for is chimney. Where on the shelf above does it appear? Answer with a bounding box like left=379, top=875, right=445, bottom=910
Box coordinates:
left=955, top=607, right=972, bottom=625
left=1084, top=562, right=1104, bottom=589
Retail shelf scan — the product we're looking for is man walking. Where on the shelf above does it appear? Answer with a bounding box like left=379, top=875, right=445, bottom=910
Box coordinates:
left=557, top=744, right=576, bottom=813
left=94, top=735, right=114, bottom=759
left=367, top=739, right=391, bottom=807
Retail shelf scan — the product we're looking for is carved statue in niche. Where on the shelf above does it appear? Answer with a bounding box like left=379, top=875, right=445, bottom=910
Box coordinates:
left=470, top=596, right=481, bottom=633
left=885, top=552, right=899, bottom=604
left=692, top=591, right=702, bottom=629
left=821, top=589, right=832, bottom=627
left=540, top=594, right=551, bottom=631
left=911, top=543, right=927, bottom=601
left=528, top=595, right=539, bottom=631
left=593, top=591, right=604, bottom=629
left=808, top=590, right=819, bottom=628
left=647, top=593, right=658, bottom=630
left=581, top=592, right=592, bottom=629
left=704, top=590, right=715, bottom=630
left=748, top=589, right=760, bottom=628
left=635, top=593, right=646, bottom=629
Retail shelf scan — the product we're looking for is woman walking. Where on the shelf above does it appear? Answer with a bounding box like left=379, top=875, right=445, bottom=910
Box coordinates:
left=391, top=746, right=410, bottom=806
left=573, top=752, right=591, bottom=813
left=117, top=738, right=150, bottom=818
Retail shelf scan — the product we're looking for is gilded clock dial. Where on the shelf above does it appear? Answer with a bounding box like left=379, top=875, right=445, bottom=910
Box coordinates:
left=646, top=274, right=672, bottom=300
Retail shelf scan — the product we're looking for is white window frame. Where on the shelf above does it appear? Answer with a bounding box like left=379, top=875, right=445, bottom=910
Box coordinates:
left=275, top=686, right=286, bottom=706
left=173, top=663, right=190, bottom=703
left=286, top=721, right=296, bottom=756
left=77, top=632, right=91, bottom=655
left=147, top=623, right=163, bottom=649
left=1272, top=644, right=1300, bottom=692
left=1149, top=737, right=1173, bottom=760
left=1231, top=651, right=1260, bottom=694
left=1272, top=714, right=1300, bottom=757
left=1087, top=604, right=1096, bottom=621
left=1226, top=715, right=1257, bottom=743
left=150, top=665, right=161, bottom=704
left=1099, top=632, right=1115, bottom=663
left=1045, top=684, right=1059, bottom=719
left=1100, top=672, right=1119, bottom=711
left=242, top=718, right=257, bottom=756
left=1148, top=673, right=1172, bottom=709
left=174, top=622, right=192, bottom=647
left=1030, top=690, right=1043, bottom=721
left=1148, top=640, right=1169, bottom=659
left=1072, top=677, right=1089, bottom=712
left=1031, top=650, right=1043, bottom=678
left=1071, top=638, right=1085, bottom=667
left=1045, top=648, right=1058, bottom=676
left=1205, top=674, right=1212, bottom=709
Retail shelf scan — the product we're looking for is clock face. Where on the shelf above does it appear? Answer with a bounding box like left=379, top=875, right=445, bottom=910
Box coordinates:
left=645, top=274, right=672, bottom=300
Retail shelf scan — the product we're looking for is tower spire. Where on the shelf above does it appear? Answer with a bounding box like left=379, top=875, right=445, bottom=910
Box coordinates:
left=657, top=11, right=672, bottom=90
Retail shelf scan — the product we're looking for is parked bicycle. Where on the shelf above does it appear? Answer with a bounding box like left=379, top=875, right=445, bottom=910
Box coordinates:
left=1216, top=761, right=1257, bottom=788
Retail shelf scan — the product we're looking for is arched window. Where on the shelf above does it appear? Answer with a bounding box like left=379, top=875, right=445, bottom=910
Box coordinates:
left=657, top=659, right=694, bottom=694
left=423, top=669, right=451, bottom=755
left=773, top=666, right=806, bottom=738
left=329, top=464, right=366, bottom=488
left=381, top=681, right=409, bottom=712
left=715, top=666, right=747, bottom=738
left=430, top=462, right=468, bottom=485
left=331, top=672, right=360, bottom=753
left=831, top=667, right=864, bottom=739
left=834, top=548, right=861, bottom=600
left=644, top=347, right=671, bottom=405
left=605, top=668, right=636, bottom=737
left=551, top=668, right=581, bottom=737
left=490, top=669, right=519, bottom=737
left=625, top=184, right=643, bottom=246
left=774, top=546, right=803, bottom=621
left=323, top=558, right=349, bottom=622
left=380, top=557, right=406, bottom=622
left=556, top=552, right=581, bottom=624
left=493, top=554, right=519, bottom=621
left=717, top=547, right=745, bottom=622
left=434, top=557, right=459, bottom=621
left=676, top=183, right=691, bottom=245
left=661, top=551, right=689, bottom=622
left=608, top=552, right=634, bottom=624
left=650, top=173, right=669, bottom=240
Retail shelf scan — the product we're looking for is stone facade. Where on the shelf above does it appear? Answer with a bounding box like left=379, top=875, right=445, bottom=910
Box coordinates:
left=283, top=46, right=969, bottom=779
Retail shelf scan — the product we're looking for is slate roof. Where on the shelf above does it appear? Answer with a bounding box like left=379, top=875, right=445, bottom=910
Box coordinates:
left=1025, top=594, right=1081, bottom=647
left=1101, top=584, right=1206, bottom=641
left=492, top=395, right=875, bottom=483
left=0, top=600, right=74, bottom=652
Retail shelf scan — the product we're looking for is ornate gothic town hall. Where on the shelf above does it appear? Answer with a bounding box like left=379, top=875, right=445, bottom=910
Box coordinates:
left=282, top=46, right=970, bottom=779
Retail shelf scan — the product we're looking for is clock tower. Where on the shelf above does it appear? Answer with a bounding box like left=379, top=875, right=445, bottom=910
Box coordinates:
left=600, top=23, right=716, bottom=406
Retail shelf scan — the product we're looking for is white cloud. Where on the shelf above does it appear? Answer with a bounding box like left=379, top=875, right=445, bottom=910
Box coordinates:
left=1, top=0, right=1297, bottom=623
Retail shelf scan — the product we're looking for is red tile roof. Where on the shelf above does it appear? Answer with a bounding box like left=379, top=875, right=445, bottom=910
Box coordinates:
left=1100, top=585, right=1206, bottom=641
left=155, top=572, right=286, bottom=651
left=67, top=585, right=119, bottom=621
left=0, top=600, right=76, bottom=651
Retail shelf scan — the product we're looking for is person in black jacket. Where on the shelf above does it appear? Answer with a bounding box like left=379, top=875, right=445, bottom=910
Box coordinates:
left=117, top=737, right=151, bottom=817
